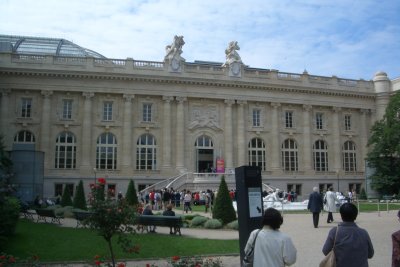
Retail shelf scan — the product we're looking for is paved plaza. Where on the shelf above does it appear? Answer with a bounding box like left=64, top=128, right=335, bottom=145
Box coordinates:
left=53, top=209, right=399, bottom=267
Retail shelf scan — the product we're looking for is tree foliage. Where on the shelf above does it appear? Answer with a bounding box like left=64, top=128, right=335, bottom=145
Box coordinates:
left=367, top=92, right=400, bottom=194
left=73, top=180, right=87, bottom=210
left=212, top=176, right=236, bottom=224
left=125, top=179, right=138, bottom=206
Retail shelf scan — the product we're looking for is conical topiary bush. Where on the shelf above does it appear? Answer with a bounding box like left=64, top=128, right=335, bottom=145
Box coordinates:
left=61, top=185, right=73, bottom=207
left=73, top=180, right=87, bottom=210
left=125, top=180, right=139, bottom=206
left=212, top=176, right=236, bottom=224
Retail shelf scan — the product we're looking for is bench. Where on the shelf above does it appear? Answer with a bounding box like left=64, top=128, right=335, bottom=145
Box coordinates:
left=73, top=211, right=93, bottom=228
left=136, top=215, right=183, bottom=235
left=35, top=209, right=63, bottom=224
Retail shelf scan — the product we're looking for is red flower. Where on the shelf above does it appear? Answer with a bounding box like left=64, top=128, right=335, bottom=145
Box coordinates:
left=97, top=178, right=106, bottom=185
left=172, top=256, right=180, bottom=261
left=94, top=255, right=101, bottom=259
left=95, top=260, right=102, bottom=266
left=117, top=263, right=126, bottom=267
left=146, top=264, right=150, bottom=267
left=8, top=257, right=15, bottom=263
left=0, top=255, right=5, bottom=260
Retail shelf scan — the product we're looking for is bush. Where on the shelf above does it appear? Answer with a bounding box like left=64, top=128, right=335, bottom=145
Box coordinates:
left=61, top=186, right=73, bottom=207
left=0, top=197, right=20, bottom=249
left=183, top=213, right=201, bottom=220
left=125, top=180, right=138, bottom=206
left=204, top=219, right=223, bottom=229
left=73, top=180, right=87, bottom=210
left=54, top=206, right=74, bottom=217
left=226, top=220, right=239, bottom=230
left=212, top=176, right=237, bottom=225
left=190, top=216, right=208, bottom=227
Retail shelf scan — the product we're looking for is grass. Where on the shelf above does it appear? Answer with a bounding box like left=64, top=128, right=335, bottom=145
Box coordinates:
left=4, top=219, right=239, bottom=263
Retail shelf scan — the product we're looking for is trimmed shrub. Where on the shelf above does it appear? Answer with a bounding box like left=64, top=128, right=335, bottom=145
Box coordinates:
left=190, top=216, right=208, bottom=227
left=204, top=219, right=223, bottom=229
left=125, top=180, right=138, bottom=206
left=183, top=213, right=201, bottom=220
left=212, top=176, right=237, bottom=224
left=55, top=206, right=74, bottom=217
left=0, top=197, right=20, bottom=249
left=73, top=180, right=87, bottom=210
left=61, top=186, right=73, bottom=207
left=226, top=220, right=239, bottom=230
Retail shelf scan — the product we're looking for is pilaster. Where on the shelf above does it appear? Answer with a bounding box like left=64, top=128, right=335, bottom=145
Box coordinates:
left=175, top=96, right=187, bottom=170
left=224, top=99, right=235, bottom=170
left=302, top=105, right=312, bottom=172
left=81, top=92, right=94, bottom=171
left=40, top=90, right=53, bottom=170
left=121, top=94, right=134, bottom=173
left=237, top=100, right=247, bottom=166
left=162, top=96, right=174, bottom=168
left=270, top=102, right=281, bottom=171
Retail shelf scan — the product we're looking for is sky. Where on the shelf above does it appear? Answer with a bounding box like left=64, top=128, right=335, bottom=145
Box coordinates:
left=1, top=0, right=399, bottom=80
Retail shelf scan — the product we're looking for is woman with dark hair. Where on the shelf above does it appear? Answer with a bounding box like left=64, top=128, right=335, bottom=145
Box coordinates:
left=391, top=210, right=400, bottom=267
left=244, top=208, right=297, bottom=267
left=322, top=203, right=374, bottom=267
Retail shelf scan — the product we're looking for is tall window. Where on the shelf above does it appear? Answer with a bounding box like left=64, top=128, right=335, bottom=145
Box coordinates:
left=96, top=133, right=117, bottom=170
left=252, top=109, right=261, bottom=127
left=315, top=113, right=324, bottom=130
left=344, top=115, right=352, bottom=131
left=103, top=101, right=113, bottom=121
left=248, top=138, right=266, bottom=171
left=62, top=99, right=73, bottom=120
left=313, top=140, right=328, bottom=171
left=342, top=141, right=357, bottom=172
left=21, top=98, right=32, bottom=118
left=143, top=103, right=152, bottom=122
left=281, top=139, right=298, bottom=171
left=136, top=134, right=157, bottom=170
left=14, top=130, right=35, bottom=143
left=285, top=111, right=294, bottom=128
left=55, top=131, right=76, bottom=169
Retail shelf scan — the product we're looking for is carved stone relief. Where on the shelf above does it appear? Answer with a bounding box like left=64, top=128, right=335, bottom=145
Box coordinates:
left=189, top=104, right=221, bottom=131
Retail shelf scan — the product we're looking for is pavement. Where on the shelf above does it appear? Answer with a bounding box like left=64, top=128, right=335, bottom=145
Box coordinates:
left=34, top=209, right=398, bottom=267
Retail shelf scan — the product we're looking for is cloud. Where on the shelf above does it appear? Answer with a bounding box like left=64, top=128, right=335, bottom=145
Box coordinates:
left=0, top=0, right=399, bottom=79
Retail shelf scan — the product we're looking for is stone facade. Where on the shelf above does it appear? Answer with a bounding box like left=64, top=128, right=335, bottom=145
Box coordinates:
left=0, top=36, right=397, bottom=200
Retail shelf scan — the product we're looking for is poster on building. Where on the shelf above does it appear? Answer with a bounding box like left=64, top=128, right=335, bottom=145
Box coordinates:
left=248, top=187, right=263, bottom=218
left=216, top=158, right=225, bottom=173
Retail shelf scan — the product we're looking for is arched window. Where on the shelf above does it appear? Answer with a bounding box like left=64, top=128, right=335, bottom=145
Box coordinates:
left=248, top=138, right=266, bottom=171
left=195, top=135, right=213, bottom=148
left=96, top=132, right=117, bottom=170
left=313, top=140, right=328, bottom=172
left=55, top=132, right=76, bottom=169
left=14, top=130, right=35, bottom=143
left=342, top=141, right=357, bottom=172
left=281, top=139, right=298, bottom=171
left=136, top=134, right=157, bottom=170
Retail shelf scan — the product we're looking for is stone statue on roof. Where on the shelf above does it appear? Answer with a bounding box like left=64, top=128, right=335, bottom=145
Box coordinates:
left=165, top=35, right=185, bottom=72
left=222, top=41, right=243, bottom=77
left=165, top=35, right=185, bottom=61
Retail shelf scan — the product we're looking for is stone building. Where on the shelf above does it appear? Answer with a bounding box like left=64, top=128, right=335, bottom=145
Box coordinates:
left=0, top=34, right=398, bottom=201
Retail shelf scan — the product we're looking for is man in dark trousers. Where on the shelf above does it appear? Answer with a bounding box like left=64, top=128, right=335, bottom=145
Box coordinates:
left=307, top=186, right=324, bottom=228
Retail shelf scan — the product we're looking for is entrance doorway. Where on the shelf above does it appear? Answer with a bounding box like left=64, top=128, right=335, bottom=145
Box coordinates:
left=195, top=135, right=214, bottom=173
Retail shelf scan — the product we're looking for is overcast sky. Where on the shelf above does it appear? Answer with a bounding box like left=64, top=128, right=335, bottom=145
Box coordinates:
left=1, top=0, right=399, bottom=80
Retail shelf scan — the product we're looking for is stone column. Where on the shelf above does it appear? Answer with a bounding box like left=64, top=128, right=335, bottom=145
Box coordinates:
left=359, top=109, right=369, bottom=171
left=302, top=105, right=312, bottom=172
left=81, top=92, right=94, bottom=171
left=175, top=97, right=186, bottom=170
left=40, top=90, right=53, bottom=170
left=224, top=99, right=235, bottom=170
left=332, top=107, right=341, bottom=171
left=237, top=100, right=247, bottom=166
left=121, top=94, right=134, bottom=173
left=0, top=89, right=11, bottom=138
left=270, top=103, right=281, bottom=171
left=162, top=96, right=174, bottom=168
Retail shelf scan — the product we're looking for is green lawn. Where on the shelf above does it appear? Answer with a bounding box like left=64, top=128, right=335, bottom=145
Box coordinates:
left=4, top=219, right=239, bottom=263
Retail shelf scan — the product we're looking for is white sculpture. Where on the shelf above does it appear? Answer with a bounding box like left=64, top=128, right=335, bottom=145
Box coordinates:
left=222, top=41, right=242, bottom=67
left=165, top=35, right=185, bottom=62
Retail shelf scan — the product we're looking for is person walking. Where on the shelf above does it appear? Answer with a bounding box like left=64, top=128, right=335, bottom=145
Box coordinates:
left=322, top=203, right=374, bottom=267
left=391, top=210, right=400, bottom=267
left=244, top=208, right=297, bottom=267
left=307, top=186, right=324, bottom=228
left=325, top=187, right=338, bottom=223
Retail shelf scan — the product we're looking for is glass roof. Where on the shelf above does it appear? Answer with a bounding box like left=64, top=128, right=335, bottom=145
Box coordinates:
left=0, top=35, right=106, bottom=58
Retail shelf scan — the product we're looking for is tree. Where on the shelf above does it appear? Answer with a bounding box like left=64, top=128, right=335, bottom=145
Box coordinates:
left=61, top=186, right=73, bottom=207
left=85, top=179, right=138, bottom=267
left=367, top=92, right=400, bottom=195
left=212, top=176, right=236, bottom=224
left=125, top=180, right=138, bottom=206
left=73, top=180, right=87, bottom=210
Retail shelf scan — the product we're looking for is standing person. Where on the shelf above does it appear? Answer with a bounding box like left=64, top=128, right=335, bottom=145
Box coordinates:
left=325, top=187, right=338, bottom=223
left=322, top=203, right=374, bottom=267
left=183, top=190, right=192, bottom=213
left=392, top=210, right=400, bottom=267
left=307, top=186, right=324, bottom=228
left=244, top=208, right=297, bottom=267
